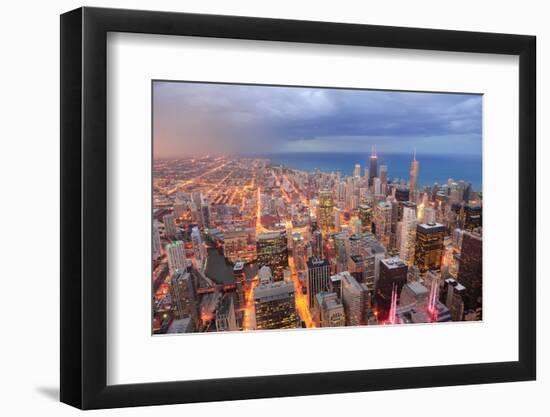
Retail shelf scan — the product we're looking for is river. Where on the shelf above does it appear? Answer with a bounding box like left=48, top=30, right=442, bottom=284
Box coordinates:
left=204, top=247, right=258, bottom=284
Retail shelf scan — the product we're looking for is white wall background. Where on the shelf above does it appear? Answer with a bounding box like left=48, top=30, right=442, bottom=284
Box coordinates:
left=0, top=0, right=545, bottom=415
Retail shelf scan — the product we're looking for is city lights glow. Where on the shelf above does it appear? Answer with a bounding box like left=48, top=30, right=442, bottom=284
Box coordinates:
left=152, top=83, right=482, bottom=335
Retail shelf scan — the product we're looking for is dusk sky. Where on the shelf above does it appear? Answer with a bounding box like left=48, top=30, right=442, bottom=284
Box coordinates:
left=153, top=81, right=482, bottom=158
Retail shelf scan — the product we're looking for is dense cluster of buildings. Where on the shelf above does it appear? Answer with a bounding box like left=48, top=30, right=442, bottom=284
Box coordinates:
left=152, top=149, right=482, bottom=334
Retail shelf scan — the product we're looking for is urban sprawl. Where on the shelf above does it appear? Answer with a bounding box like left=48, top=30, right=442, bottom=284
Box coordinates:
left=152, top=149, right=482, bottom=334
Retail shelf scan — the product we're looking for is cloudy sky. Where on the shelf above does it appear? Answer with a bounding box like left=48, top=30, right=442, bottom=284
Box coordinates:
left=153, top=81, right=482, bottom=158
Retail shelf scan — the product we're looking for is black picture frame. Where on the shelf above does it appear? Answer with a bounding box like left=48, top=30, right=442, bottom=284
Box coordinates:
left=60, top=6, right=536, bottom=410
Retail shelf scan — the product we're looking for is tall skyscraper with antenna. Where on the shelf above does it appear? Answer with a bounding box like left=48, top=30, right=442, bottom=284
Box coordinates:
left=410, top=148, right=419, bottom=193
left=369, top=145, right=378, bottom=187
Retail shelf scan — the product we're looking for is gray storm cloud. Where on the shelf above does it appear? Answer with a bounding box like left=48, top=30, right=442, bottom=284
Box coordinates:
left=153, top=81, right=482, bottom=158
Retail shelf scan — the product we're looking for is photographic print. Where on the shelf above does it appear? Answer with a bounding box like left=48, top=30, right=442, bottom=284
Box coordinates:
left=152, top=81, right=483, bottom=335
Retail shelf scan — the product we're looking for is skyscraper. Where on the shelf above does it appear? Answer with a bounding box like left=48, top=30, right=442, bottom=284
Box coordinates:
left=256, top=231, right=289, bottom=281
left=190, top=202, right=201, bottom=226
left=351, top=232, right=386, bottom=288
left=190, top=226, right=206, bottom=267
left=373, top=201, right=392, bottom=248
left=400, top=281, right=429, bottom=309
left=292, top=232, right=307, bottom=272
left=334, top=207, right=342, bottom=232
left=233, top=261, right=246, bottom=309
left=353, top=163, right=361, bottom=178
left=318, top=189, right=335, bottom=234
left=200, top=197, right=211, bottom=229
left=333, top=232, right=349, bottom=273
left=329, top=273, right=343, bottom=300
left=457, top=231, right=482, bottom=316
left=166, top=240, right=187, bottom=274
left=464, top=205, right=482, bottom=231
left=338, top=271, right=370, bottom=326
left=191, top=191, right=202, bottom=209
left=395, top=186, right=410, bottom=202
left=258, top=265, right=273, bottom=284
left=424, top=269, right=440, bottom=290
left=348, top=233, right=367, bottom=257
left=442, top=278, right=466, bottom=321
left=351, top=218, right=362, bottom=235
left=170, top=269, right=199, bottom=325
left=311, top=228, right=323, bottom=258
left=358, top=203, right=373, bottom=232
left=409, top=149, right=419, bottom=193
left=380, top=165, right=388, bottom=192
left=369, top=146, right=378, bottom=187
left=377, top=257, right=408, bottom=316
left=223, top=228, right=256, bottom=263
left=152, top=221, right=161, bottom=260
left=452, top=228, right=464, bottom=251
left=423, top=207, right=436, bottom=224
left=373, top=177, right=382, bottom=195
left=215, top=295, right=238, bottom=332
left=313, top=292, right=346, bottom=327
left=254, top=280, right=299, bottom=330
left=348, top=254, right=373, bottom=287
left=163, top=213, right=177, bottom=238
left=414, top=223, right=445, bottom=273
left=398, top=203, right=417, bottom=265
left=173, top=196, right=187, bottom=219
left=306, top=257, right=331, bottom=309
left=376, top=256, right=408, bottom=299
left=407, top=264, right=421, bottom=283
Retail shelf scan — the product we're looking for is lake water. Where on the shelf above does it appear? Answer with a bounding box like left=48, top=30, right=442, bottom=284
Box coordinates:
left=262, top=152, right=482, bottom=190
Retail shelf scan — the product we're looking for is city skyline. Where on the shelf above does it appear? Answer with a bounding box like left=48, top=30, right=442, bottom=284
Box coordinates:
left=152, top=81, right=483, bottom=335
left=153, top=81, right=482, bottom=158
left=154, top=151, right=483, bottom=191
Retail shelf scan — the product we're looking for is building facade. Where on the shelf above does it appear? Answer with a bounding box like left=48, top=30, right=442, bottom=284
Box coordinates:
left=223, top=228, right=256, bottom=263
left=215, top=295, right=238, bottom=332
left=318, top=189, right=335, bottom=234
left=253, top=281, right=299, bottom=330
left=170, top=269, right=199, bottom=326
left=414, top=222, right=445, bottom=273
left=376, top=257, right=408, bottom=320
left=338, top=271, right=370, bottom=326
left=373, top=201, right=392, bottom=248
left=256, top=231, right=289, bottom=281
left=398, top=203, right=418, bottom=265
left=457, top=231, right=482, bottom=317
left=163, top=213, right=177, bottom=238
left=313, top=292, right=346, bottom=327
left=166, top=240, right=187, bottom=274
left=306, top=257, right=331, bottom=309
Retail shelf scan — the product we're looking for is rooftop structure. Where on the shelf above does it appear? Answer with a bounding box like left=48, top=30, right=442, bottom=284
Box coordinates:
left=259, top=266, right=273, bottom=284
left=381, top=257, right=407, bottom=270
left=417, top=222, right=445, bottom=233
left=167, top=318, right=194, bottom=334
left=254, top=280, right=299, bottom=330
left=233, top=261, right=245, bottom=273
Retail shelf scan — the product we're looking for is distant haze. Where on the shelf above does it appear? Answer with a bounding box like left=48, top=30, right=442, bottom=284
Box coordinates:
left=153, top=81, right=482, bottom=158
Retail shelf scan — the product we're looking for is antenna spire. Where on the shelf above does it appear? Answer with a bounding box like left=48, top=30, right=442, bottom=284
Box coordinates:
left=427, top=278, right=439, bottom=322
left=388, top=283, right=398, bottom=325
